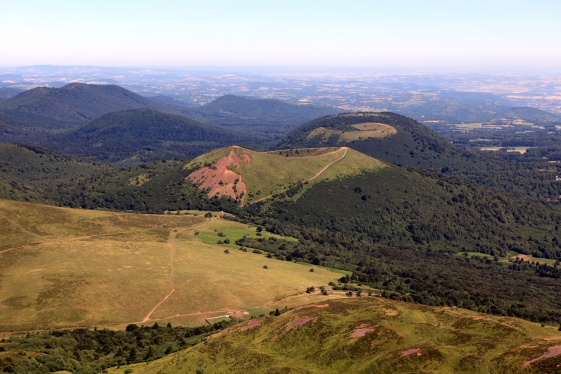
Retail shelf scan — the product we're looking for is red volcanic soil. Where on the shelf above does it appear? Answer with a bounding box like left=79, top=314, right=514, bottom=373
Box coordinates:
left=241, top=319, right=261, bottom=331
left=187, top=148, right=250, bottom=206
left=349, top=328, right=374, bottom=338
left=524, top=345, right=561, bottom=367
left=287, top=317, right=315, bottom=331
left=401, top=348, right=422, bottom=357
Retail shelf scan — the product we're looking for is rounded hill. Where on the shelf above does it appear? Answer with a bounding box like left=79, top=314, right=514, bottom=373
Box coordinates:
left=0, top=83, right=183, bottom=129
left=184, top=145, right=387, bottom=206
left=276, top=112, right=484, bottom=171
left=48, top=109, right=266, bottom=162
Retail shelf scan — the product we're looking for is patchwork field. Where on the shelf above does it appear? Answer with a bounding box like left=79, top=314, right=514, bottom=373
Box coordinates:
left=110, top=297, right=561, bottom=374
left=0, top=200, right=341, bottom=332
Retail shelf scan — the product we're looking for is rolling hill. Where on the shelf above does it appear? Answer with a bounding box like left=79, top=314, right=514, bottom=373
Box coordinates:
left=43, top=109, right=268, bottom=163
left=275, top=112, right=486, bottom=171
left=184, top=145, right=386, bottom=205
left=180, top=95, right=342, bottom=138
left=0, top=83, right=183, bottom=130
left=0, top=87, right=22, bottom=99
left=111, top=297, right=561, bottom=374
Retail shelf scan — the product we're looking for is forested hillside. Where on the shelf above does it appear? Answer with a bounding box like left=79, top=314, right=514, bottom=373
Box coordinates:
left=180, top=94, right=341, bottom=137
left=45, top=109, right=267, bottom=162
left=0, top=83, right=182, bottom=129
left=235, top=164, right=561, bottom=323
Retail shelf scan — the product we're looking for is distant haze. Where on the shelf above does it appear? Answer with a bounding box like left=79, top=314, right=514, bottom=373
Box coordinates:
left=1, top=0, right=560, bottom=69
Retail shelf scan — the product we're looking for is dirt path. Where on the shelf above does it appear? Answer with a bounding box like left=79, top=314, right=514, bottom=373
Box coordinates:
left=308, top=147, right=348, bottom=182
left=141, top=227, right=187, bottom=322
left=252, top=147, right=348, bottom=204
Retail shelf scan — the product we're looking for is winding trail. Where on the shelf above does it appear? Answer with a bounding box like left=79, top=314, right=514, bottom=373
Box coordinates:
left=252, top=147, right=348, bottom=204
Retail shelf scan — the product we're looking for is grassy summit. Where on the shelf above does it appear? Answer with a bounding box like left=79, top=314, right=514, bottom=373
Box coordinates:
left=184, top=146, right=386, bottom=205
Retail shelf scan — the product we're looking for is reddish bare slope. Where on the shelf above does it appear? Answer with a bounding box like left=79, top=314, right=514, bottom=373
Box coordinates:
left=186, top=147, right=249, bottom=205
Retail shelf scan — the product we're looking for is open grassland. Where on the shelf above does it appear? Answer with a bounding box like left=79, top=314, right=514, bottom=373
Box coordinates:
left=185, top=146, right=386, bottom=204
left=0, top=200, right=340, bottom=332
left=110, top=297, right=561, bottom=374
left=196, top=219, right=298, bottom=251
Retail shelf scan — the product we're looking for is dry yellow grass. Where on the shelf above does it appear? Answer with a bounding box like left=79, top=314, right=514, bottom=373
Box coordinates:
left=0, top=200, right=340, bottom=332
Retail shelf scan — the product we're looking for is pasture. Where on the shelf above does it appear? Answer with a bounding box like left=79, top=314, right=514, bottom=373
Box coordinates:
left=0, top=200, right=340, bottom=332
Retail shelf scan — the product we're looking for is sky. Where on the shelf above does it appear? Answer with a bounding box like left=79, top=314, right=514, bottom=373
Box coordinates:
left=1, top=0, right=561, bottom=69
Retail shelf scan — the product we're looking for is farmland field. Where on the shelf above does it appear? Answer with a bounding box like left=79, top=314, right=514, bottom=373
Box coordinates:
left=0, top=200, right=340, bottom=332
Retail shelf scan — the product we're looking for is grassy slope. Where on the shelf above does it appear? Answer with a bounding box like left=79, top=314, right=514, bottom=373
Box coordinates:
left=0, top=200, right=339, bottom=331
left=111, top=297, right=561, bottom=374
left=185, top=146, right=387, bottom=204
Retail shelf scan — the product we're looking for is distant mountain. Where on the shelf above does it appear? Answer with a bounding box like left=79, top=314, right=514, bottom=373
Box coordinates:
left=47, top=108, right=267, bottom=163
left=0, top=87, right=23, bottom=99
left=0, top=83, right=183, bottom=129
left=180, top=95, right=342, bottom=138
left=438, top=90, right=515, bottom=105
left=276, top=112, right=485, bottom=171
left=499, top=106, right=561, bottom=121
left=398, top=99, right=561, bottom=123
left=147, top=95, right=192, bottom=107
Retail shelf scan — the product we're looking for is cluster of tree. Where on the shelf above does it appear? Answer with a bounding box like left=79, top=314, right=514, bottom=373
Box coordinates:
left=0, top=320, right=235, bottom=374
left=229, top=165, right=561, bottom=324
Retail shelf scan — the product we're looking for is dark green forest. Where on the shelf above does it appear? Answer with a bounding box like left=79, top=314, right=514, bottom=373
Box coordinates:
left=232, top=165, right=561, bottom=324
left=0, top=321, right=235, bottom=374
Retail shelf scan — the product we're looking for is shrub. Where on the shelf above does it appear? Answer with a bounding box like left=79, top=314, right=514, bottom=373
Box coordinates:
left=224, top=249, right=230, bottom=254
left=263, top=265, right=268, bottom=269
left=252, top=249, right=262, bottom=254
left=224, top=238, right=230, bottom=244
left=204, top=212, right=213, bottom=218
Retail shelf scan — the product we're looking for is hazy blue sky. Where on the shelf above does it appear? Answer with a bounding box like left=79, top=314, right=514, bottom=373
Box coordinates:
left=2, top=0, right=560, bottom=68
